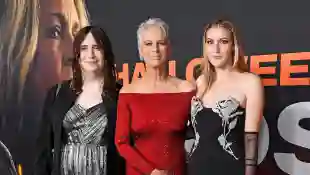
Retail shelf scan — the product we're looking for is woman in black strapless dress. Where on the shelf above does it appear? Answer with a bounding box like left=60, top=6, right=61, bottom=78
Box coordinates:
left=187, top=18, right=264, bottom=175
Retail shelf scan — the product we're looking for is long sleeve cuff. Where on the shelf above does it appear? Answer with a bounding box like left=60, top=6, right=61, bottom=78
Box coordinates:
left=244, top=132, right=258, bottom=175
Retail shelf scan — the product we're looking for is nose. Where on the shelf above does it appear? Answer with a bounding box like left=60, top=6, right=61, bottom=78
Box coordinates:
left=86, top=47, right=95, bottom=59
left=215, top=42, right=220, bottom=53
left=60, top=30, right=74, bottom=80
left=62, top=31, right=74, bottom=64
left=151, top=43, right=160, bottom=53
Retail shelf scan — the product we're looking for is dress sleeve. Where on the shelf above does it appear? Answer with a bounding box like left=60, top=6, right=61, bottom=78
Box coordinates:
left=115, top=94, right=155, bottom=174
left=244, top=132, right=259, bottom=175
left=33, top=86, right=57, bottom=175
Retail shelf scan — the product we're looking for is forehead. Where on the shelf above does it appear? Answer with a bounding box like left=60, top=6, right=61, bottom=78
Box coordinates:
left=40, top=0, right=79, bottom=24
left=206, top=27, right=231, bottom=39
left=140, top=26, right=166, bottom=41
left=81, top=33, right=97, bottom=45
left=41, top=0, right=78, bottom=15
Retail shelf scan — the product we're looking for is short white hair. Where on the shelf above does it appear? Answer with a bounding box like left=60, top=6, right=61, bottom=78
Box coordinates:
left=137, top=17, right=169, bottom=46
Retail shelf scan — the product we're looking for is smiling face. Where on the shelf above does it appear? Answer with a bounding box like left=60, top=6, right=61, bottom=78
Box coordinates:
left=79, top=32, right=104, bottom=74
left=37, top=0, right=81, bottom=86
left=138, top=26, right=170, bottom=68
left=204, top=26, right=234, bottom=69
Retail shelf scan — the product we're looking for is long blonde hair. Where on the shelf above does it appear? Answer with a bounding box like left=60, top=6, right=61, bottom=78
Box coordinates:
left=0, top=0, right=89, bottom=106
left=199, top=18, right=248, bottom=97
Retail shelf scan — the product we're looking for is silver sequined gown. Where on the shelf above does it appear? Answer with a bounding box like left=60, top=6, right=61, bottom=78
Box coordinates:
left=61, top=103, right=108, bottom=175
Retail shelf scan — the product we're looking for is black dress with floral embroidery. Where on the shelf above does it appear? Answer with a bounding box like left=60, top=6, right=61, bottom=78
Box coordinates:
left=187, top=96, right=246, bottom=175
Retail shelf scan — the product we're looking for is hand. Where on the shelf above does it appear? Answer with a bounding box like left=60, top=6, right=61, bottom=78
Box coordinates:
left=150, top=169, right=170, bottom=175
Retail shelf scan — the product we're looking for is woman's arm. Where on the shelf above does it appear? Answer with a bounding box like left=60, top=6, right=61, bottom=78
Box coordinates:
left=244, top=74, right=264, bottom=175
left=115, top=92, right=155, bottom=174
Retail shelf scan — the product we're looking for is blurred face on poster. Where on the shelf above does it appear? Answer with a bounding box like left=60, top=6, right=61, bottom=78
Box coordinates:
left=0, top=0, right=88, bottom=109
left=36, top=0, right=83, bottom=88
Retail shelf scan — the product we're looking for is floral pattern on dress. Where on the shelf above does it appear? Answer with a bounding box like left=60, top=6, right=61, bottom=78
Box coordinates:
left=188, top=96, right=244, bottom=160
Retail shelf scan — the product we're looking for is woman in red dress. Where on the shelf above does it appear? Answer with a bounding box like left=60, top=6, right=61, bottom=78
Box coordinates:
left=115, top=18, right=196, bottom=175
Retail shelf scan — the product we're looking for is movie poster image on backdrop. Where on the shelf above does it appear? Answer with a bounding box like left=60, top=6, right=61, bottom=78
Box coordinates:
left=0, top=0, right=89, bottom=174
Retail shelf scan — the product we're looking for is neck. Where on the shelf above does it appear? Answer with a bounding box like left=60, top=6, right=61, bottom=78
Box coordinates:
left=82, top=72, right=104, bottom=84
left=214, top=66, right=235, bottom=82
left=144, top=64, right=169, bottom=82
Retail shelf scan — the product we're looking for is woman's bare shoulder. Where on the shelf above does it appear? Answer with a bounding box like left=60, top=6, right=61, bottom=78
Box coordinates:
left=239, top=72, right=262, bottom=86
left=119, top=79, right=144, bottom=93
left=196, top=75, right=205, bottom=87
left=170, top=77, right=196, bottom=92
left=237, top=72, right=263, bottom=95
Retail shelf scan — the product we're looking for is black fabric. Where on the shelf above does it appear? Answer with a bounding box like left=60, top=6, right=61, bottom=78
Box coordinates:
left=0, top=141, right=17, bottom=175
left=244, top=132, right=259, bottom=175
left=33, top=83, right=57, bottom=175
left=186, top=120, right=195, bottom=140
left=187, top=106, right=246, bottom=175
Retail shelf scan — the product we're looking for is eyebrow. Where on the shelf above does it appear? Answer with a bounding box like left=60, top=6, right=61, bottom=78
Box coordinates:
left=206, top=37, right=230, bottom=40
left=50, top=13, right=80, bottom=35
left=50, top=13, right=67, bottom=28
left=143, top=40, right=166, bottom=42
left=80, top=44, right=99, bottom=47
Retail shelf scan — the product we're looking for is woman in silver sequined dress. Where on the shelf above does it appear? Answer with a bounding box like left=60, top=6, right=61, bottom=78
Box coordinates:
left=34, top=26, right=124, bottom=175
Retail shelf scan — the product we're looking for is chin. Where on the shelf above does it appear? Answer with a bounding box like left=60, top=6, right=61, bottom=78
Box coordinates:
left=211, top=64, right=226, bottom=69
left=209, top=59, right=228, bottom=68
left=82, top=66, right=100, bottom=73
left=148, top=63, right=163, bottom=68
left=148, top=60, right=166, bottom=68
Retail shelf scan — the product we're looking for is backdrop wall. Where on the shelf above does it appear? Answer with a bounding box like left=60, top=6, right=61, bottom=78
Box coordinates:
left=0, top=0, right=309, bottom=174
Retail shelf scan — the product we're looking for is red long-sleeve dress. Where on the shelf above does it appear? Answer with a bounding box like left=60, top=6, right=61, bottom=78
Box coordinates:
left=115, top=91, right=195, bottom=175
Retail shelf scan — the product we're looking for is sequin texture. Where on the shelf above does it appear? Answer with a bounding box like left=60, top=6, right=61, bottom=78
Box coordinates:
left=115, top=92, right=195, bottom=175
left=61, top=103, right=108, bottom=175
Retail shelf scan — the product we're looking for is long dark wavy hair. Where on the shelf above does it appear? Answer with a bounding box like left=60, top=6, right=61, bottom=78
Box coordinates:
left=71, top=26, right=117, bottom=97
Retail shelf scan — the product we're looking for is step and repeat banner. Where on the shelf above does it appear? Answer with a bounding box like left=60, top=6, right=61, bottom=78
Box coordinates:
left=0, top=0, right=310, bottom=174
